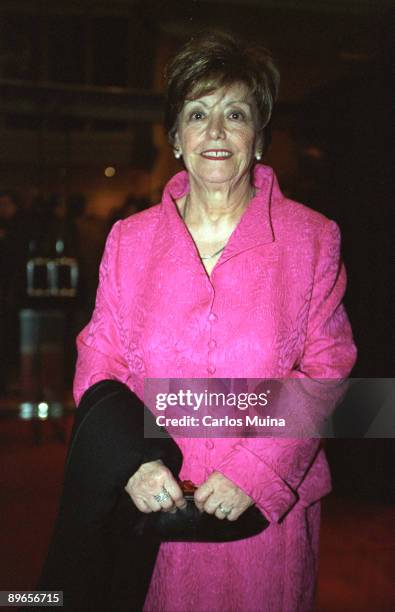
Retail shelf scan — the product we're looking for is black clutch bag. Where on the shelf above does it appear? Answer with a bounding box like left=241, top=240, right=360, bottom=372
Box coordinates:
left=132, top=481, right=269, bottom=542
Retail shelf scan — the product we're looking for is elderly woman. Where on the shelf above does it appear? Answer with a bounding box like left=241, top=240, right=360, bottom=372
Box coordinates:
left=39, top=32, right=356, bottom=612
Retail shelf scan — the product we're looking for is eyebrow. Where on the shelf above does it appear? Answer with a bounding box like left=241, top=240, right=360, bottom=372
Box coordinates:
left=184, top=98, right=252, bottom=108
left=226, top=99, right=252, bottom=107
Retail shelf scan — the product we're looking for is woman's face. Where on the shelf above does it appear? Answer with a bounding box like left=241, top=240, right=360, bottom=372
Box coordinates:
left=174, top=82, right=261, bottom=187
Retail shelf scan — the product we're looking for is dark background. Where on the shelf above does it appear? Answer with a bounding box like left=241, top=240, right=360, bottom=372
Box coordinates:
left=0, top=1, right=394, bottom=609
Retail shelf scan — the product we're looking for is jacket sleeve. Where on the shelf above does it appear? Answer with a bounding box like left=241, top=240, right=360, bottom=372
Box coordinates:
left=73, top=221, right=131, bottom=406
left=216, top=220, right=357, bottom=522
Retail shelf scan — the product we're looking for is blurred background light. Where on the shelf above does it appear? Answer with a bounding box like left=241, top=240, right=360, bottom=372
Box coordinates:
left=104, top=166, right=116, bottom=178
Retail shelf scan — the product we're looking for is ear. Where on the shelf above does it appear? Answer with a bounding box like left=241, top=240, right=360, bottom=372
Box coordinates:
left=253, top=132, right=264, bottom=161
left=172, top=130, right=183, bottom=159
left=173, top=130, right=181, bottom=148
left=255, top=131, right=264, bottom=153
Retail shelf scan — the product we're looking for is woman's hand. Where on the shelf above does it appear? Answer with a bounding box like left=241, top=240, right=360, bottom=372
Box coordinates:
left=125, top=460, right=187, bottom=514
left=194, top=471, right=253, bottom=521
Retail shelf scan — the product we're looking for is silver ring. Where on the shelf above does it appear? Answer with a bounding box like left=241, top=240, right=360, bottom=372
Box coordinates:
left=218, top=503, right=232, bottom=517
left=153, top=487, right=171, bottom=504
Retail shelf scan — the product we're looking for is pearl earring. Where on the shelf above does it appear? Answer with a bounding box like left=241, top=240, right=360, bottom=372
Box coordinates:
left=174, top=149, right=182, bottom=159
left=255, top=152, right=262, bottom=161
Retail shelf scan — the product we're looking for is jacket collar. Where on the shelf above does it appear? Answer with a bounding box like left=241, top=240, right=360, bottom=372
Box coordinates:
left=157, top=164, right=280, bottom=266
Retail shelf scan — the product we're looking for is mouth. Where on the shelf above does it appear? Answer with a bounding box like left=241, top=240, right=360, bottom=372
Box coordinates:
left=200, top=149, right=233, bottom=160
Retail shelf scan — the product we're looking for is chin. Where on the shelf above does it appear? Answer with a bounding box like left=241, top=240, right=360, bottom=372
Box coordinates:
left=201, top=171, right=234, bottom=181
left=192, top=166, right=242, bottom=184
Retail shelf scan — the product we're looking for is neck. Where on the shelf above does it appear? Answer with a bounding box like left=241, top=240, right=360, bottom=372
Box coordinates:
left=182, top=174, right=255, bottom=228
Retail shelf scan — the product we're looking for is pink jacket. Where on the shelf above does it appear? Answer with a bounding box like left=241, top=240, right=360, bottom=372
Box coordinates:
left=74, top=164, right=357, bottom=611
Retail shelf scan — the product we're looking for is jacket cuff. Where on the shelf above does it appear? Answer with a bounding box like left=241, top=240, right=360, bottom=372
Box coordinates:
left=216, top=443, right=298, bottom=523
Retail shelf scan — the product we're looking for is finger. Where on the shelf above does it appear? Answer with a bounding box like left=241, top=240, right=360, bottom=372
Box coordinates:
left=226, top=498, right=254, bottom=521
left=156, top=494, right=175, bottom=511
left=194, top=497, right=207, bottom=512
left=153, top=483, right=176, bottom=508
left=149, top=482, right=179, bottom=511
left=194, top=497, right=204, bottom=512
left=202, top=495, right=219, bottom=515
left=214, top=506, right=227, bottom=520
left=129, top=496, right=152, bottom=514
left=144, top=495, right=163, bottom=513
left=227, top=508, right=242, bottom=521
left=161, top=506, right=178, bottom=514
left=164, top=478, right=187, bottom=509
left=194, top=499, right=204, bottom=512
left=226, top=503, right=249, bottom=521
left=175, top=498, right=187, bottom=510
left=214, top=501, right=235, bottom=519
left=194, top=482, right=214, bottom=505
left=200, top=488, right=225, bottom=514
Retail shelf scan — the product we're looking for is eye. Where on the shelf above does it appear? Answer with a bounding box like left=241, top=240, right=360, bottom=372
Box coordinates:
left=189, top=111, right=205, bottom=121
left=228, top=110, right=245, bottom=121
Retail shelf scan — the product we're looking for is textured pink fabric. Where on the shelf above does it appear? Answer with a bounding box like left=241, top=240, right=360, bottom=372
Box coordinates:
left=74, top=164, right=357, bottom=612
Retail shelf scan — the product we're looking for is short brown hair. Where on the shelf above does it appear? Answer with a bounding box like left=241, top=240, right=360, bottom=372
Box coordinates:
left=164, top=31, right=280, bottom=149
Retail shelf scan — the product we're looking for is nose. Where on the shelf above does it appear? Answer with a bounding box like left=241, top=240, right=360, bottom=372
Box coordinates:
left=207, top=114, right=225, bottom=140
